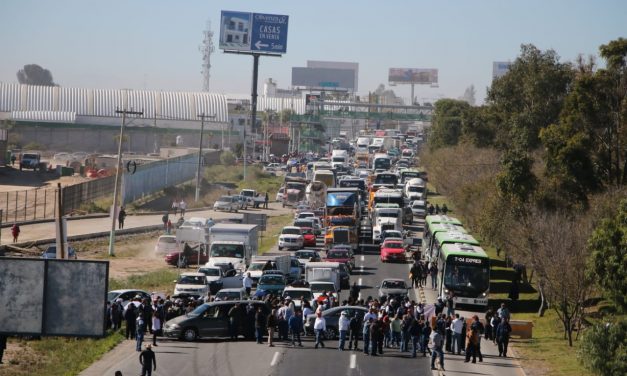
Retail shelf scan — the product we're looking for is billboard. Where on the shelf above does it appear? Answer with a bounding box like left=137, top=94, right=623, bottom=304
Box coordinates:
left=493, top=61, right=512, bottom=79
left=388, top=68, right=438, bottom=84
left=219, top=11, right=289, bottom=54
left=307, top=61, right=359, bottom=92
left=0, top=258, right=109, bottom=337
left=292, top=67, right=356, bottom=91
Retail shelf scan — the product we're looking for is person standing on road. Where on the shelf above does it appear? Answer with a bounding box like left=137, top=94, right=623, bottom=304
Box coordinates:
left=470, top=315, right=484, bottom=362
left=151, top=311, right=161, bottom=346
left=118, top=207, right=126, bottom=229
left=139, top=344, right=157, bottom=376
left=348, top=312, right=361, bottom=351
left=161, top=212, right=169, bottom=231
left=254, top=307, right=265, bottom=344
left=288, top=310, right=303, bottom=347
left=242, top=273, right=253, bottom=297
left=264, top=192, right=269, bottom=209
left=496, top=317, right=512, bottom=357
left=267, top=308, right=277, bottom=347
left=171, top=199, right=179, bottom=216
left=451, top=314, right=464, bottom=355
left=338, top=310, right=350, bottom=351
left=313, top=311, right=326, bottom=349
left=124, top=304, right=137, bottom=340
left=179, top=199, right=187, bottom=217
left=228, top=303, right=242, bottom=341
left=11, top=223, right=20, bottom=243
left=429, top=263, right=438, bottom=290
left=498, top=303, right=511, bottom=320
left=135, top=315, right=146, bottom=351
left=430, top=326, right=445, bottom=371
left=464, top=326, right=479, bottom=363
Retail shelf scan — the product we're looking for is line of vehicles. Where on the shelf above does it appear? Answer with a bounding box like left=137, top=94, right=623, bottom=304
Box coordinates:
left=110, top=129, right=491, bottom=341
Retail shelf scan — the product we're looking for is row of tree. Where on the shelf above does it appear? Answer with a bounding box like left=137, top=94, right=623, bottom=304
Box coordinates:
left=422, top=39, right=626, bottom=374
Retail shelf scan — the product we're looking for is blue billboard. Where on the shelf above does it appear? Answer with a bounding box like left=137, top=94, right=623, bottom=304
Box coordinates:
left=219, top=11, right=288, bottom=54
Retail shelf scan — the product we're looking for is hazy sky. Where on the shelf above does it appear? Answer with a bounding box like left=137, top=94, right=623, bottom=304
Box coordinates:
left=1, top=0, right=625, bottom=103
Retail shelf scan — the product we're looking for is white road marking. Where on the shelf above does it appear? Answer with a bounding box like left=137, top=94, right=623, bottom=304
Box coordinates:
left=360, top=255, right=365, bottom=262
left=349, top=354, right=357, bottom=369
left=270, top=351, right=280, bottom=366
left=358, top=278, right=362, bottom=286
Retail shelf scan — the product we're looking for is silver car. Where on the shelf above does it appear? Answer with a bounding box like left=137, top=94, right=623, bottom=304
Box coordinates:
left=213, top=196, right=239, bottom=212
left=377, top=278, right=410, bottom=300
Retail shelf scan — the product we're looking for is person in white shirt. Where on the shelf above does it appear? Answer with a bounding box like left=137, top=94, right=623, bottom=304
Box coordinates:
left=338, top=311, right=351, bottom=351
left=313, top=312, right=326, bottom=349
left=179, top=200, right=187, bottom=217
left=451, top=314, right=464, bottom=354
left=151, top=311, right=161, bottom=347
left=242, top=273, right=253, bottom=297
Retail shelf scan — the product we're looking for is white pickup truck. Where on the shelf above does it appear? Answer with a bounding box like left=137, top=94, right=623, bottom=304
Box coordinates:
left=240, top=189, right=266, bottom=208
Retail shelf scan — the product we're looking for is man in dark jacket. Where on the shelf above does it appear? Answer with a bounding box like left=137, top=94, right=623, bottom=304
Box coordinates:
left=370, top=319, right=384, bottom=356
left=125, top=304, right=137, bottom=340
left=348, top=313, right=361, bottom=351
left=254, top=307, right=266, bottom=344
left=288, top=310, right=303, bottom=347
left=496, top=317, right=512, bottom=357
left=139, top=344, right=157, bottom=376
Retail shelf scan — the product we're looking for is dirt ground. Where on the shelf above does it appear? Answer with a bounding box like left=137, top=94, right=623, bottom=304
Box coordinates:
left=0, top=165, right=91, bottom=192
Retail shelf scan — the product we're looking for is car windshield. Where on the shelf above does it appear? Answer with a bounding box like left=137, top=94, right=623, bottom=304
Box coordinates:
left=379, top=212, right=399, bottom=218
left=296, top=252, right=315, bottom=259
left=327, top=251, right=349, bottom=258
left=248, top=263, right=264, bottom=271
left=259, top=276, right=284, bottom=285
left=282, top=228, right=301, bottom=235
left=384, top=242, right=404, bottom=249
left=301, top=228, right=313, bottom=235
left=198, top=268, right=221, bottom=276
left=283, top=290, right=312, bottom=300
left=210, top=244, right=243, bottom=258
left=159, top=237, right=177, bottom=244
left=178, top=276, right=205, bottom=285
left=295, top=221, right=313, bottom=228
left=217, top=292, right=241, bottom=300
left=107, top=292, right=119, bottom=302
left=412, top=203, right=425, bottom=209
left=188, top=304, right=208, bottom=317
left=382, top=280, right=406, bottom=289
left=218, top=196, right=231, bottom=201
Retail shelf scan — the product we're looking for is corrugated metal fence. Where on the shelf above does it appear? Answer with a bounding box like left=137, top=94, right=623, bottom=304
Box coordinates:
left=122, top=152, right=199, bottom=205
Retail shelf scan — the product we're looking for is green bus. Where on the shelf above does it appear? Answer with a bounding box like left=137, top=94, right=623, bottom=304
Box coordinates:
left=436, top=243, right=490, bottom=307
left=424, top=223, right=468, bottom=259
left=423, top=215, right=464, bottom=256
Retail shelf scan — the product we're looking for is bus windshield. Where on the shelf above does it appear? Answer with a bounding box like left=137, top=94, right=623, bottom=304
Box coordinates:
left=444, top=257, right=489, bottom=293
left=374, top=158, right=391, bottom=170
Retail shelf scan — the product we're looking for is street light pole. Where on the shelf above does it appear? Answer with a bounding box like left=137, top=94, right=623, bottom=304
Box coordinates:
left=196, top=113, right=215, bottom=202
left=108, top=108, right=142, bottom=256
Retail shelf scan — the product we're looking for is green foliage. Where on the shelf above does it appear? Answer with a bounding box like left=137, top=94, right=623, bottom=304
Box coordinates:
left=496, top=148, right=537, bottom=204
left=579, top=317, right=627, bottom=376
left=23, top=142, right=46, bottom=151
left=487, top=44, right=573, bottom=149
left=428, top=99, right=470, bottom=149
left=233, top=143, right=244, bottom=158
left=219, top=150, right=235, bottom=166
left=587, top=199, right=627, bottom=313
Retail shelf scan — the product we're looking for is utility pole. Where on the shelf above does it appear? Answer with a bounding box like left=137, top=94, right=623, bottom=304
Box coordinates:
left=196, top=113, right=215, bottom=202
left=108, top=108, right=143, bottom=256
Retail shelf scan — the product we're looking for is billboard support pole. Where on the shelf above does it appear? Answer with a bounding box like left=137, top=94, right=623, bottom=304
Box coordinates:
left=249, top=53, right=260, bottom=179
left=411, top=83, right=415, bottom=106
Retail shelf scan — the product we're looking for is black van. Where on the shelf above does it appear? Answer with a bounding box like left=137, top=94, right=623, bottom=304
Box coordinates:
left=163, top=300, right=270, bottom=341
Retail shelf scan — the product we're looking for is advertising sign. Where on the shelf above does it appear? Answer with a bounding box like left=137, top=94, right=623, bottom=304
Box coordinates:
left=292, top=67, right=356, bottom=90
left=219, top=10, right=289, bottom=54
left=388, top=68, right=438, bottom=84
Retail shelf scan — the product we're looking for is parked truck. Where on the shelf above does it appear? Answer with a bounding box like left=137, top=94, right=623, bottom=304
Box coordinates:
left=306, top=180, right=327, bottom=210
left=19, top=151, right=42, bottom=171
left=246, top=253, right=291, bottom=285
left=240, top=189, right=266, bottom=208
left=206, top=224, right=259, bottom=272
left=305, top=261, right=341, bottom=293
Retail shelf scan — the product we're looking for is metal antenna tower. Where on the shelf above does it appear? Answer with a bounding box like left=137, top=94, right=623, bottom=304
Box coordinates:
left=199, top=20, right=215, bottom=92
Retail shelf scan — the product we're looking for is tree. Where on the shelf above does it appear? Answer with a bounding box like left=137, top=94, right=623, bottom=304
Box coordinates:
left=219, top=151, right=235, bottom=166
left=487, top=44, right=573, bottom=149
left=16, top=64, right=58, bottom=86
left=427, top=99, right=470, bottom=149
left=580, top=318, right=627, bottom=376
left=496, top=148, right=537, bottom=205
left=587, top=198, right=627, bottom=313
left=459, top=84, right=476, bottom=106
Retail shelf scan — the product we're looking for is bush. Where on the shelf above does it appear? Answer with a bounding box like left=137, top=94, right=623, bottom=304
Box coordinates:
left=220, top=151, right=235, bottom=166
left=579, top=318, right=627, bottom=376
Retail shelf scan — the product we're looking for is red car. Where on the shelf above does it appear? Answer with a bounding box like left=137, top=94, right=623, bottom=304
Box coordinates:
left=301, top=227, right=317, bottom=247
left=380, top=240, right=406, bottom=263
left=324, top=248, right=354, bottom=271
left=165, top=245, right=209, bottom=267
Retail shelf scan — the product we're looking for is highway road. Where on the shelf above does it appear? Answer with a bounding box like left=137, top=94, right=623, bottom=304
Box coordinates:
left=80, top=234, right=526, bottom=376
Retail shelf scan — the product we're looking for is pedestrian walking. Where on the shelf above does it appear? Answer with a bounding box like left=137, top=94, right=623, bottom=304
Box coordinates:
left=171, top=199, right=179, bottom=216
left=10, top=154, right=16, bottom=166
left=139, top=344, right=157, bottom=376
left=166, top=219, right=172, bottom=235
left=464, top=326, right=480, bottom=363
left=11, top=223, right=20, bottom=243
left=313, top=312, right=326, bottom=349
left=435, top=204, right=441, bottom=214
left=161, top=212, right=169, bottom=231
left=496, top=317, right=512, bottom=357
left=179, top=199, right=187, bottom=217
left=124, top=304, right=137, bottom=340
left=151, top=311, right=161, bottom=346
left=264, top=192, right=269, bottom=209
left=242, top=272, right=253, bottom=297
left=428, top=204, right=435, bottom=215
left=442, top=204, right=448, bottom=214
left=451, top=314, right=464, bottom=354
left=430, top=326, right=445, bottom=371
left=429, top=263, right=438, bottom=290
left=118, top=207, right=126, bottom=229
left=254, top=307, right=265, bottom=344
left=348, top=312, right=361, bottom=350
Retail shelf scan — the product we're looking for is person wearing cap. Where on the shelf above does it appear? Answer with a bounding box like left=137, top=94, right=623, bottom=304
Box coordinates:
left=139, top=343, right=157, bottom=376
left=135, top=314, right=146, bottom=352
left=338, top=310, right=350, bottom=351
